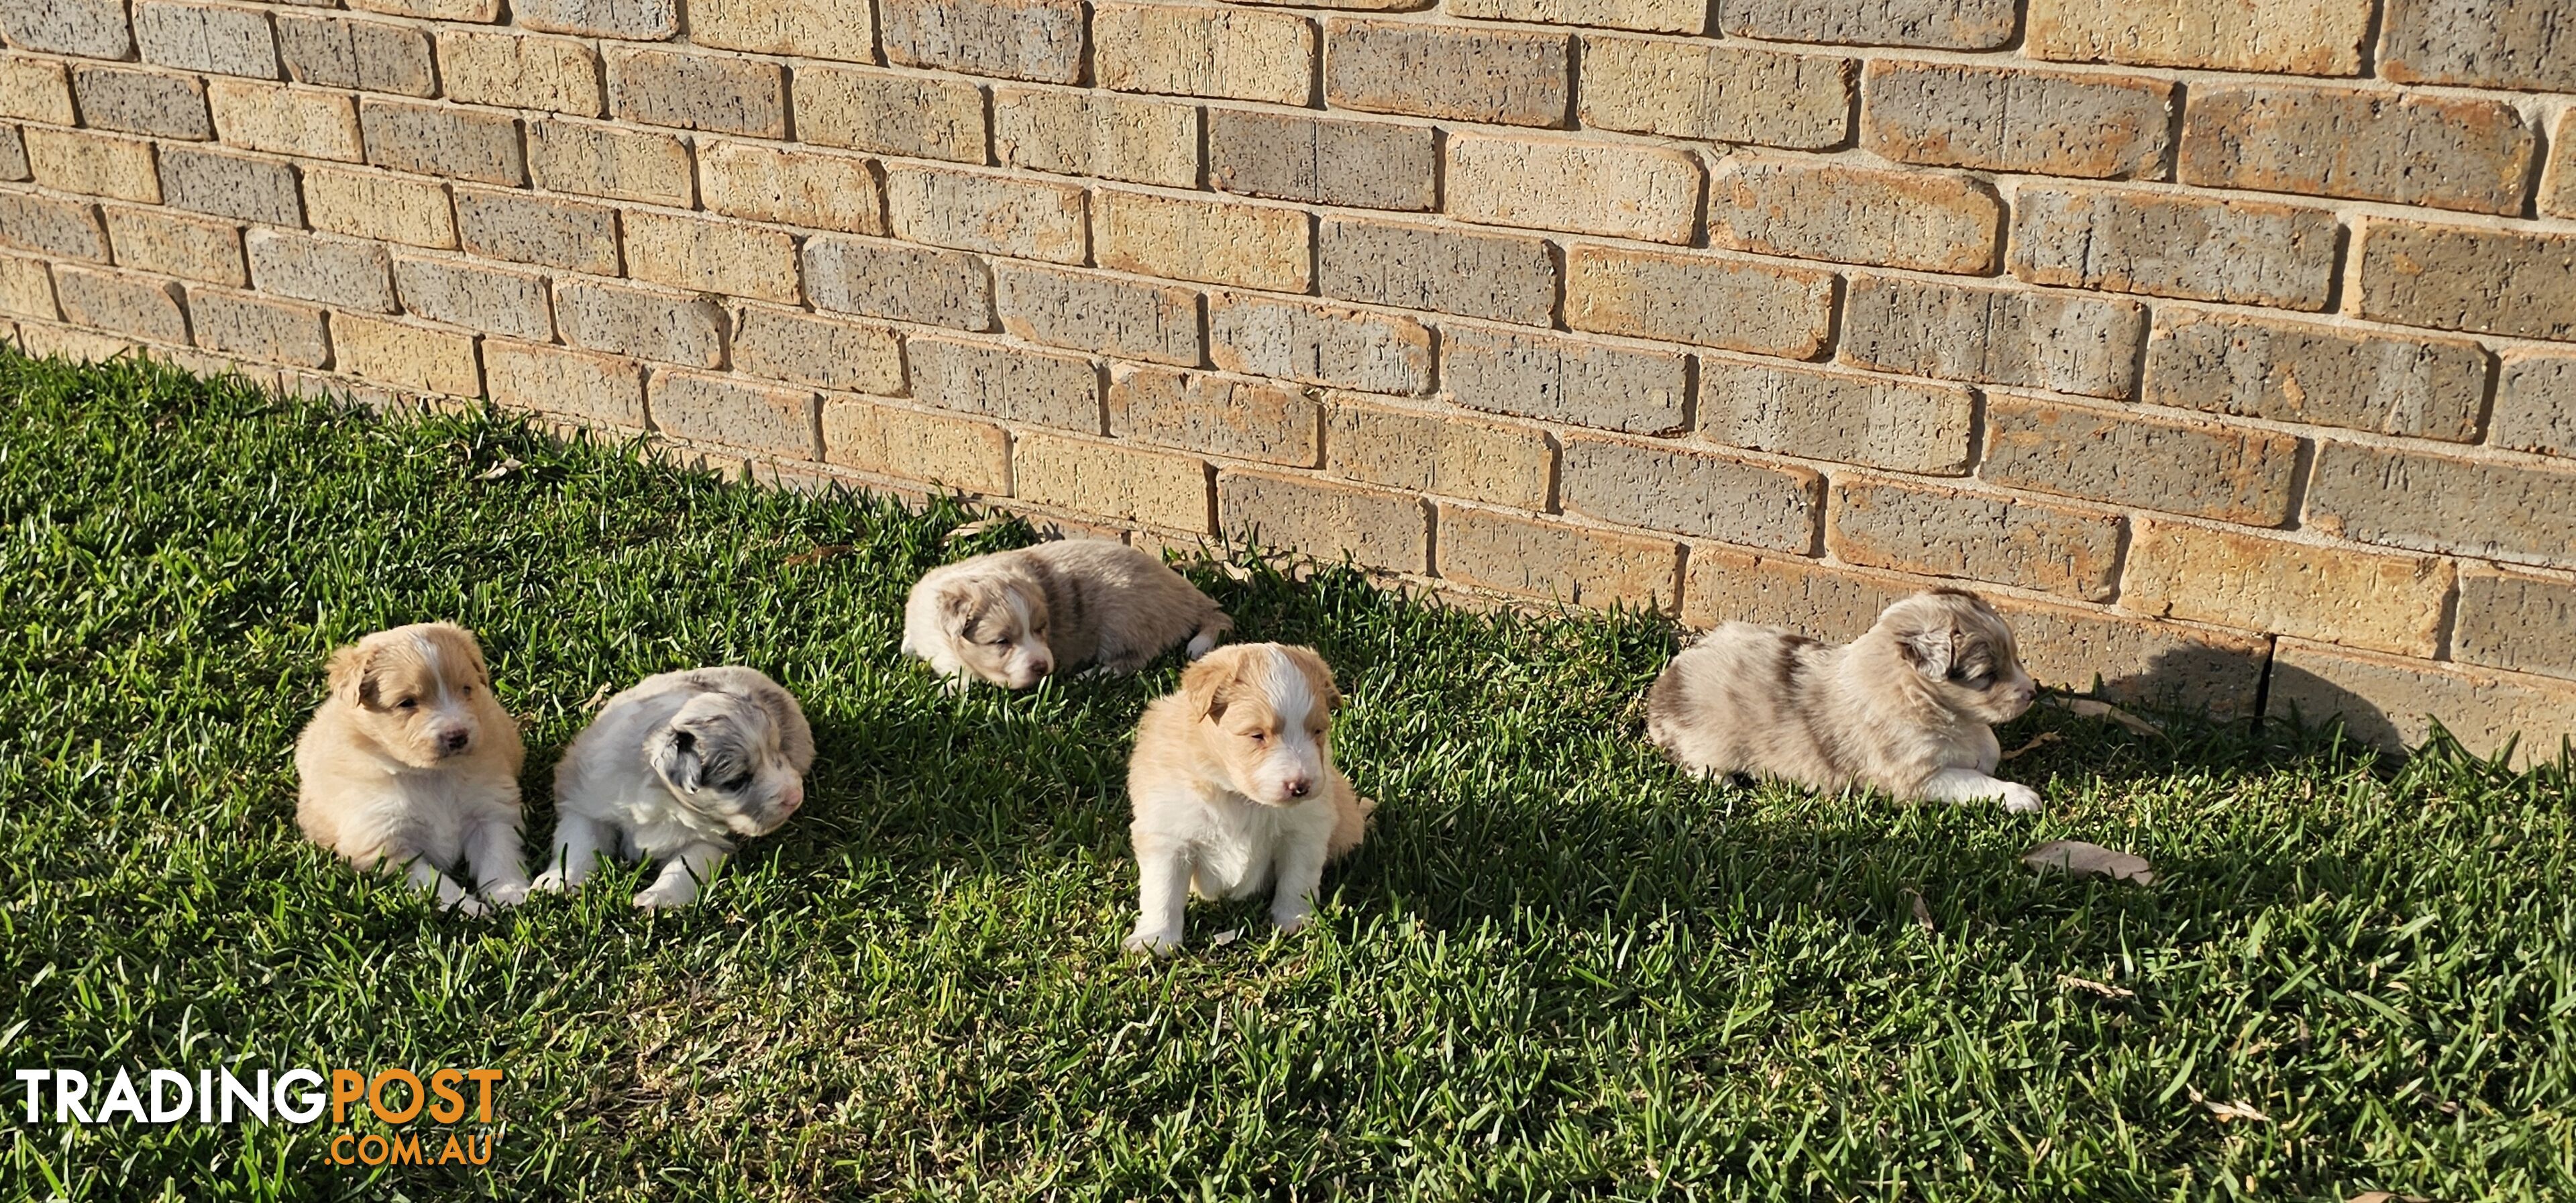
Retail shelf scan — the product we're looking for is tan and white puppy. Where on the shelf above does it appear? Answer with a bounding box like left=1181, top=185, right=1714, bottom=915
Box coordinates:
left=1124, top=643, right=1373, bottom=955
left=295, top=622, right=529, bottom=915
left=903, top=539, right=1232, bottom=690
left=1646, top=590, right=2044, bottom=812
left=538, top=667, right=815, bottom=909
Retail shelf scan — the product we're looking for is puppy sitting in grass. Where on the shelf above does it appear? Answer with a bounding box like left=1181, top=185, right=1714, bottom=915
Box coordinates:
left=1647, top=589, right=2045, bottom=813
left=296, top=622, right=530, bottom=915
left=1124, top=643, right=1373, bottom=955
left=904, top=539, right=1231, bottom=690
left=539, top=667, right=814, bottom=909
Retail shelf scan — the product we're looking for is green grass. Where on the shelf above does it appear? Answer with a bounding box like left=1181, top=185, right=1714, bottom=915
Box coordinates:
left=3, top=349, right=2573, bottom=1201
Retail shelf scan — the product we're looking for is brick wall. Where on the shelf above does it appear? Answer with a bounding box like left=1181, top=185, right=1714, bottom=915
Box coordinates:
left=2, top=0, right=2572, bottom=758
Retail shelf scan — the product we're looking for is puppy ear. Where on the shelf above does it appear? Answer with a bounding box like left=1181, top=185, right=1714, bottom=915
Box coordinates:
left=1180, top=653, right=1235, bottom=722
left=327, top=643, right=380, bottom=708
left=1285, top=645, right=1342, bottom=712
left=651, top=727, right=704, bottom=795
left=1896, top=625, right=1959, bottom=678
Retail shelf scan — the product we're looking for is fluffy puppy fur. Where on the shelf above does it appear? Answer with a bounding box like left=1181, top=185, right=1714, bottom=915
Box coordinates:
left=295, top=622, right=529, bottom=914
left=1646, top=590, right=2044, bottom=813
left=1124, top=643, right=1373, bottom=955
left=903, top=539, right=1232, bottom=690
left=538, top=667, right=816, bottom=909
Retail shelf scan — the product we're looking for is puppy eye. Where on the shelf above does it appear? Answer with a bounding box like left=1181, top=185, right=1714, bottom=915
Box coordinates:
left=396, top=697, right=417, bottom=711
left=722, top=772, right=753, bottom=792
left=993, top=636, right=1013, bottom=647
left=1247, top=731, right=1266, bottom=744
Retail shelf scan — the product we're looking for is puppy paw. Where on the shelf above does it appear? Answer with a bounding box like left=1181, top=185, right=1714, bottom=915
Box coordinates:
left=445, top=894, right=489, bottom=918
left=529, top=870, right=569, bottom=894
left=1270, top=909, right=1313, bottom=935
left=1998, top=784, right=2045, bottom=814
left=1122, top=928, right=1181, bottom=956
left=631, top=884, right=696, bottom=910
left=483, top=882, right=530, bottom=908
left=1185, top=634, right=1217, bottom=660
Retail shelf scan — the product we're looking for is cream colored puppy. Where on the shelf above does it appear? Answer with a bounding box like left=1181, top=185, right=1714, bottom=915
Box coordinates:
left=294, top=622, right=529, bottom=915
left=538, top=667, right=814, bottom=909
left=1124, top=643, right=1373, bottom=955
left=903, top=539, right=1232, bottom=690
left=1647, top=590, right=2044, bottom=812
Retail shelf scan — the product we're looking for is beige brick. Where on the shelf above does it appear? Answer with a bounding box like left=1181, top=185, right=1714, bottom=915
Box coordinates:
left=2026, top=0, right=2371, bottom=75
left=1839, top=275, right=2145, bottom=399
left=331, top=313, right=479, bottom=396
left=246, top=227, right=393, bottom=311
left=1442, top=322, right=1686, bottom=435
left=1559, top=433, right=1821, bottom=552
left=1208, top=291, right=1429, bottom=395
left=1454, top=0, right=1699, bottom=33
left=133, top=2, right=279, bottom=79
left=1724, top=0, right=2014, bottom=50
left=650, top=369, right=817, bottom=458
left=455, top=188, right=617, bottom=273
left=822, top=399, right=1011, bottom=494
left=2544, top=111, right=2576, bottom=220
left=1016, top=431, right=1210, bottom=532
left=1439, top=506, right=1677, bottom=608
left=1580, top=36, right=1847, bottom=150
left=1207, top=108, right=1434, bottom=211
left=2180, top=85, right=2534, bottom=217
left=2379, top=0, right=2576, bottom=91
left=1108, top=364, right=1320, bottom=466
left=884, top=166, right=1087, bottom=266
left=13, top=323, right=145, bottom=364
left=1562, top=244, right=1833, bottom=359
left=305, top=167, right=454, bottom=249
left=1096, top=3, right=1314, bottom=105
left=526, top=119, right=692, bottom=207
left=1318, top=217, right=1556, bottom=327
left=101, top=205, right=241, bottom=286
left=437, top=30, right=600, bottom=116
left=0, top=193, right=108, bottom=262
left=0, top=58, right=73, bottom=124
left=2142, top=308, right=2488, bottom=442
left=554, top=279, right=724, bottom=367
left=72, top=66, right=211, bottom=139
left=1095, top=189, right=1309, bottom=293
left=26, top=129, right=162, bottom=203
left=909, top=335, right=1099, bottom=430
left=483, top=337, right=643, bottom=427
left=1709, top=155, right=1996, bottom=274
left=2269, top=641, right=2576, bottom=768
left=2355, top=219, right=2576, bottom=344
left=0, top=0, right=133, bottom=58
left=392, top=255, right=551, bottom=342
left=1218, top=468, right=1425, bottom=571
left=358, top=99, right=523, bottom=187
left=1827, top=476, right=2124, bottom=600
left=2455, top=567, right=2576, bottom=682
left=1981, top=395, right=2301, bottom=525
left=1699, top=358, right=1973, bottom=475
left=1326, top=396, right=1551, bottom=510
left=207, top=81, right=361, bottom=162
left=0, top=253, right=54, bottom=321
left=699, top=141, right=879, bottom=236
left=694, top=0, right=873, bottom=62
left=732, top=304, right=902, bottom=394
left=606, top=47, right=784, bottom=138
left=156, top=146, right=300, bottom=227
left=517, top=0, right=674, bottom=38
left=347, top=0, right=500, bottom=20
left=794, top=65, right=985, bottom=164
left=2493, top=352, right=2576, bottom=458
left=187, top=287, right=327, bottom=366
left=1325, top=18, right=1565, bottom=127
left=1862, top=60, right=2174, bottom=180
left=277, top=15, right=435, bottom=97
left=881, top=0, right=1079, bottom=82
left=53, top=266, right=189, bottom=344
left=2306, top=441, right=2576, bottom=568
left=994, top=262, right=1198, bottom=366
left=1447, top=133, right=1699, bottom=244
left=992, top=87, right=1196, bottom=189
left=621, top=209, right=799, bottom=304
left=804, top=236, right=991, bottom=330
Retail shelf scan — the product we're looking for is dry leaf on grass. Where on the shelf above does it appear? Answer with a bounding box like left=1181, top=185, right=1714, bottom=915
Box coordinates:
left=474, top=456, right=525, bottom=481
left=1904, top=888, right=1934, bottom=933
left=1999, top=731, right=2063, bottom=762
left=1210, top=928, right=1242, bottom=947
left=782, top=543, right=849, bottom=568
left=2053, top=696, right=2163, bottom=737
left=2345, top=1193, right=2432, bottom=1203
left=2023, top=840, right=2156, bottom=886
left=942, top=518, right=1004, bottom=543
left=2186, top=1086, right=2270, bottom=1122
left=2059, top=974, right=2135, bottom=999
left=580, top=683, right=614, bottom=713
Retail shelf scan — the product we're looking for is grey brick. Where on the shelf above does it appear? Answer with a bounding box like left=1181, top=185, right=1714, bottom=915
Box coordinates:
left=246, top=227, right=394, bottom=312
left=802, top=235, right=991, bottom=331
left=1317, top=216, right=1556, bottom=326
left=1208, top=109, right=1435, bottom=211
left=1442, top=323, right=1686, bottom=435
left=158, top=146, right=302, bottom=226
left=1839, top=274, right=2145, bottom=399
left=133, top=1, right=280, bottom=78
left=1559, top=433, right=1822, bottom=552
left=72, top=67, right=215, bottom=140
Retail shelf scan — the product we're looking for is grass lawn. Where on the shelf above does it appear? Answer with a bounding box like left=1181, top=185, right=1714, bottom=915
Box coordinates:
left=3, top=350, right=2573, bottom=1202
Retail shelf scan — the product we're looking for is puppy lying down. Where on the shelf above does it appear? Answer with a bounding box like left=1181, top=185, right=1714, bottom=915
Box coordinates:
left=1647, top=589, right=2044, bottom=813
left=539, top=667, right=815, bottom=908
left=1124, top=643, right=1373, bottom=955
left=904, top=539, right=1231, bottom=689
left=296, top=622, right=529, bottom=914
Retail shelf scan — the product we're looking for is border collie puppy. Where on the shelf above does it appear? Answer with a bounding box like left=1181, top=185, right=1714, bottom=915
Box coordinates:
left=903, top=539, right=1230, bottom=690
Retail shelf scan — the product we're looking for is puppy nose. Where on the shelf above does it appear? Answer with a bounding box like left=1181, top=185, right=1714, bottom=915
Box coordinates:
left=1284, top=777, right=1311, bottom=798
left=439, top=729, right=469, bottom=752
left=1030, top=659, right=1053, bottom=676
left=780, top=780, right=804, bottom=813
